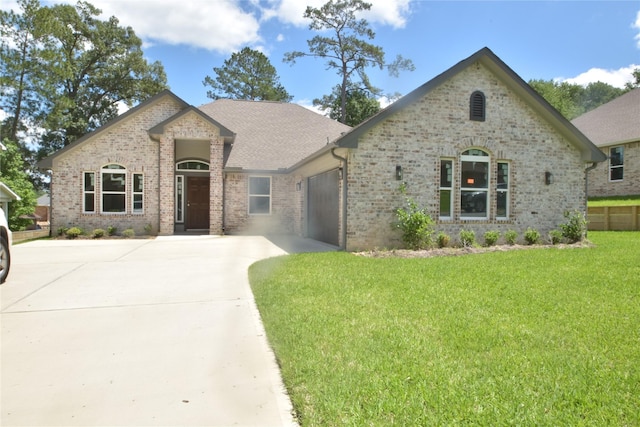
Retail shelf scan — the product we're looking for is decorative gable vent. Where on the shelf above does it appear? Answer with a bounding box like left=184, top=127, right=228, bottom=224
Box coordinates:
left=470, top=91, right=486, bottom=121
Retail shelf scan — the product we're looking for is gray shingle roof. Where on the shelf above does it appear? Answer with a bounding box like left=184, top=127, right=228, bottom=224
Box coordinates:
left=571, top=88, right=640, bottom=147
left=198, top=99, right=351, bottom=170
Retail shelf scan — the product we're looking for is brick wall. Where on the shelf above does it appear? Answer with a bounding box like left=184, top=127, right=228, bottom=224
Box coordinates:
left=587, top=142, right=640, bottom=197
left=344, top=63, right=588, bottom=250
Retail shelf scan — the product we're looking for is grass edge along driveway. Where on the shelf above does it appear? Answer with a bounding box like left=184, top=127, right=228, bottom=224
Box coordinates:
left=250, top=231, right=639, bottom=426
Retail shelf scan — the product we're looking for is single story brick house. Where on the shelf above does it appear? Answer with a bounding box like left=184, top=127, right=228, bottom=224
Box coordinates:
left=39, top=47, right=605, bottom=250
left=571, top=88, right=640, bottom=198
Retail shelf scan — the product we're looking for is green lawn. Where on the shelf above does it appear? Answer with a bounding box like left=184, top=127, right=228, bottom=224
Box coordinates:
left=250, top=232, right=640, bottom=426
left=588, top=195, right=640, bottom=207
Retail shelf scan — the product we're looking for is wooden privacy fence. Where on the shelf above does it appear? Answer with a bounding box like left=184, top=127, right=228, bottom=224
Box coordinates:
left=588, top=206, right=640, bottom=231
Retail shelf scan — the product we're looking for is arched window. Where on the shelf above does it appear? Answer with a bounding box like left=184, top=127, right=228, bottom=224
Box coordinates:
left=470, top=91, right=486, bottom=121
left=101, top=164, right=126, bottom=213
left=176, top=160, right=209, bottom=171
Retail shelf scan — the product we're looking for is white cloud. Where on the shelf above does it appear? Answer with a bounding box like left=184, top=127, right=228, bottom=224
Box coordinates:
left=558, top=64, right=640, bottom=88
left=634, top=9, right=640, bottom=48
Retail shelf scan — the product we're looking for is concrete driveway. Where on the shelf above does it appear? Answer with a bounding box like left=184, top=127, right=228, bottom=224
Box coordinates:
left=1, top=235, right=335, bottom=426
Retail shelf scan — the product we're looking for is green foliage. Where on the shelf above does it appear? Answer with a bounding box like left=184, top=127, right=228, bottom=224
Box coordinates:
left=203, top=46, right=292, bottom=101
left=549, top=229, right=563, bottom=245
left=314, top=82, right=380, bottom=126
left=394, top=184, right=434, bottom=250
left=92, top=228, right=105, bottom=238
left=121, top=228, right=135, bottom=238
left=436, top=232, right=450, bottom=248
left=284, top=0, right=413, bottom=124
left=0, top=139, right=37, bottom=230
left=588, top=195, right=640, bottom=207
left=56, top=226, right=68, bottom=236
left=459, top=229, right=476, bottom=247
left=107, top=225, right=117, bottom=236
left=560, top=210, right=588, bottom=243
left=65, top=226, right=82, bottom=238
left=483, top=230, right=500, bottom=247
left=144, top=223, right=153, bottom=234
left=524, top=228, right=541, bottom=245
left=505, top=229, right=518, bottom=245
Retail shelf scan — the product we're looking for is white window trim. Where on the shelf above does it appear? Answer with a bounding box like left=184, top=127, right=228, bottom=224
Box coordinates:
left=439, top=159, right=454, bottom=220
left=248, top=176, right=272, bottom=215
left=496, top=161, right=510, bottom=220
left=175, top=175, right=184, bottom=223
left=609, top=146, right=624, bottom=182
left=101, top=164, right=127, bottom=214
left=132, top=173, right=144, bottom=214
left=82, top=171, right=95, bottom=214
left=460, top=151, right=490, bottom=220
left=176, top=160, right=209, bottom=172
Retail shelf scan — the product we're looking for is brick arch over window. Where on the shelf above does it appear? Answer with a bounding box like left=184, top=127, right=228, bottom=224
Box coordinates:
left=470, top=91, right=486, bottom=121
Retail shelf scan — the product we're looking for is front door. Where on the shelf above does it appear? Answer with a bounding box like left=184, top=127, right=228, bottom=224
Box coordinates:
left=186, top=176, right=209, bottom=230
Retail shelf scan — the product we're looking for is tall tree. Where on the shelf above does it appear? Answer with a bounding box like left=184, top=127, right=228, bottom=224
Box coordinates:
left=0, top=139, right=37, bottom=230
left=203, top=47, right=292, bottom=101
left=284, top=0, right=414, bottom=124
left=528, top=79, right=584, bottom=120
left=314, top=82, right=380, bottom=126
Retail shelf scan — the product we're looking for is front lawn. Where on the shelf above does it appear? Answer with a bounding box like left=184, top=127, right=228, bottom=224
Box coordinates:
left=588, top=195, right=640, bottom=206
left=250, top=232, right=640, bottom=426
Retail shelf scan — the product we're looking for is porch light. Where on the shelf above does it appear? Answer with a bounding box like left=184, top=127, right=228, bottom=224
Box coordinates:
left=395, top=165, right=403, bottom=181
left=545, top=171, right=554, bottom=185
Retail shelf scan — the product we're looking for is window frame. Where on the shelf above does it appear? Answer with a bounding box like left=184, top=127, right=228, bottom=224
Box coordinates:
left=132, top=173, right=144, bottom=214
left=496, top=161, right=510, bottom=220
left=439, top=159, right=454, bottom=220
left=176, top=160, right=209, bottom=172
left=175, top=175, right=184, bottom=223
left=460, top=149, right=490, bottom=220
left=248, top=176, right=272, bottom=215
left=83, top=171, right=96, bottom=213
left=101, top=164, right=127, bottom=214
left=609, top=146, right=624, bottom=182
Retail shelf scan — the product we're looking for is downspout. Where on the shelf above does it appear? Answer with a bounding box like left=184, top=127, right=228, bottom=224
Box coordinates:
left=331, top=147, right=348, bottom=251
left=584, top=161, right=599, bottom=238
left=222, top=171, right=226, bottom=234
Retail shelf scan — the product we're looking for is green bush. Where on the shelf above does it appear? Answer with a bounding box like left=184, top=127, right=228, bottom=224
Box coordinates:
left=394, top=185, right=435, bottom=250
left=549, top=229, right=563, bottom=245
left=92, top=228, right=105, bottom=238
left=483, top=230, right=500, bottom=247
left=459, top=229, right=476, bottom=247
left=560, top=210, right=587, bottom=243
left=524, top=228, right=540, bottom=245
left=65, top=227, right=83, bottom=239
left=505, top=229, right=518, bottom=245
left=107, top=226, right=117, bottom=236
left=57, top=226, right=69, bottom=236
left=436, top=232, right=450, bottom=248
left=144, top=223, right=153, bottom=235
left=121, top=228, right=136, bottom=238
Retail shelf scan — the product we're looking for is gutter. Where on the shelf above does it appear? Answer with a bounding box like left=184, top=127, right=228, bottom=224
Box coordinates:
left=331, top=148, right=348, bottom=251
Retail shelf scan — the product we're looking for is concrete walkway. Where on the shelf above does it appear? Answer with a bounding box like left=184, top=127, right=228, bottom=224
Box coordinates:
left=1, top=235, right=335, bottom=426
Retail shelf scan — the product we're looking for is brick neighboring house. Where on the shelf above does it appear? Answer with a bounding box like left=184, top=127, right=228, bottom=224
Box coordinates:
left=38, top=47, right=605, bottom=250
left=571, top=88, right=640, bottom=198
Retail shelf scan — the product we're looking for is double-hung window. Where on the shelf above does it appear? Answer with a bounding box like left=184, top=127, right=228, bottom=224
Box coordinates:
left=83, top=172, right=95, bottom=213
left=248, top=176, right=271, bottom=215
left=132, top=173, right=144, bottom=213
left=609, top=146, right=623, bottom=181
left=460, top=149, right=489, bottom=219
left=439, top=159, right=454, bottom=219
left=101, top=164, right=126, bottom=213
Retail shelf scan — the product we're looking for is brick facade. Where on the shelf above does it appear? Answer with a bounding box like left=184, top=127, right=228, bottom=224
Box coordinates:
left=587, top=142, right=640, bottom=197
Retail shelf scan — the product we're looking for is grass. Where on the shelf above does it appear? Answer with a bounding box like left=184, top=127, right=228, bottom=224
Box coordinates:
left=250, top=232, right=640, bottom=426
left=588, top=195, right=640, bottom=207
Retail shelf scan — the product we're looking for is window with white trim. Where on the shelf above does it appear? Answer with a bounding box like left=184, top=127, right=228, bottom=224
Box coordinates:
left=132, top=173, right=144, bottom=213
left=496, top=162, right=509, bottom=219
left=175, top=175, right=184, bottom=223
left=176, top=160, right=209, bottom=171
left=609, top=146, right=623, bottom=181
left=83, top=172, right=95, bottom=213
left=101, top=164, right=126, bottom=213
left=460, top=149, right=489, bottom=219
left=439, top=159, right=454, bottom=219
left=248, top=176, right=271, bottom=215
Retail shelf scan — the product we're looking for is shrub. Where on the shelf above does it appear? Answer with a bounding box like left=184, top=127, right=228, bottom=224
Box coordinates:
left=57, top=226, right=69, bottom=236
left=524, top=228, right=540, bottom=245
left=505, top=229, right=518, bottom=245
left=394, top=185, right=435, bottom=250
left=549, top=229, right=563, bottom=245
left=483, top=230, right=500, bottom=247
left=560, top=210, right=587, bottom=243
left=436, top=232, right=450, bottom=248
left=107, top=226, right=117, bottom=236
left=144, top=223, right=153, bottom=235
left=92, top=228, right=105, bottom=238
left=459, top=229, right=476, bottom=247
left=121, top=228, right=136, bottom=238
left=65, top=227, right=83, bottom=239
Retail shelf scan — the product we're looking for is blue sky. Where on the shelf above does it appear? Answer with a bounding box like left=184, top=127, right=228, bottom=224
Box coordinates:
left=5, top=0, right=640, bottom=111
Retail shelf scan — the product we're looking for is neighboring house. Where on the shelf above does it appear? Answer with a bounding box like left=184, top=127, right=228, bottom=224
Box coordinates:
left=571, top=88, right=640, bottom=197
left=36, top=194, right=50, bottom=228
left=39, top=47, right=605, bottom=250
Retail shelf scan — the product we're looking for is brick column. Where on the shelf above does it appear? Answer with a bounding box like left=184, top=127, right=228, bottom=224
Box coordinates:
left=209, top=135, right=224, bottom=234
left=159, top=135, right=175, bottom=235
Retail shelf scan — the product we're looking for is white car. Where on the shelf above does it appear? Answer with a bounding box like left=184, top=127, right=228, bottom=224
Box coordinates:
left=0, top=207, right=11, bottom=283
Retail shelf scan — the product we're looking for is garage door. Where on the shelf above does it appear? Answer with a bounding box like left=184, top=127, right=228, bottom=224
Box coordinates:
left=307, top=169, right=340, bottom=246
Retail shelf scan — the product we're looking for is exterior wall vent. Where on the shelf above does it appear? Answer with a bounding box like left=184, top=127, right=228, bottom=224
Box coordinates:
left=470, top=91, right=486, bottom=121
